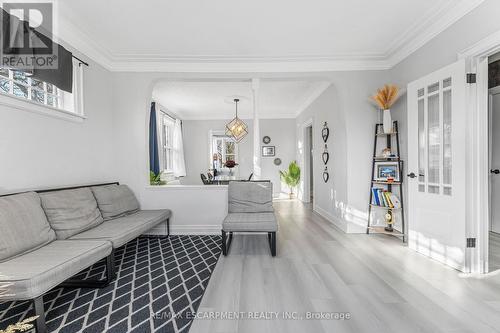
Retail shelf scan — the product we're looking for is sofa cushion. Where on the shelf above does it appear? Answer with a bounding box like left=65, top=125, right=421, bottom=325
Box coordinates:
left=223, top=212, right=278, bottom=232
left=0, top=240, right=111, bottom=300
left=228, top=181, right=274, bottom=213
left=39, top=188, right=104, bottom=239
left=91, top=184, right=140, bottom=220
left=70, top=210, right=171, bottom=247
left=0, top=192, right=56, bottom=263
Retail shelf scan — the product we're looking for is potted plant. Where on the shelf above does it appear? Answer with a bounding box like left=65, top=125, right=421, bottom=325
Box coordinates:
left=371, top=84, right=400, bottom=133
left=280, top=161, right=301, bottom=199
left=150, top=171, right=166, bottom=185
left=224, top=160, right=238, bottom=176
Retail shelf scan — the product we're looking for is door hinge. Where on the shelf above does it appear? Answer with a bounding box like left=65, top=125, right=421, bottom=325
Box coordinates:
left=466, top=73, right=476, bottom=84
left=466, top=237, right=476, bottom=248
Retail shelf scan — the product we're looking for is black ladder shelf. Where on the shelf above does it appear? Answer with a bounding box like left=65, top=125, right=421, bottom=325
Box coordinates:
left=366, top=120, right=406, bottom=242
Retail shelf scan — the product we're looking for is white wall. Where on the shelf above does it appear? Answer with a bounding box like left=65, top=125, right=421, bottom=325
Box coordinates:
left=260, top=118, right=296, bottom=196
left=294, top=72, right=388, bottom=233
left=296, top=85, right=348, bottom=230
left=0, top=56, right=115, bottom=193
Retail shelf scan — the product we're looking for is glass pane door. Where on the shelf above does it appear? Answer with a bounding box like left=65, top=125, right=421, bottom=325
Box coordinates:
left=417, top=77, right=452, bottom=196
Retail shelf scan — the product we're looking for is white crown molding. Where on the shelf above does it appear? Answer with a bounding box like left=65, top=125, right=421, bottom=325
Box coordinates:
left=386, top=0, right=485, bottom=67
left=57, top=0, right=485, bottom=72
left=109, top=57, right=391, bottom=73
left=56, top=16, right=115, bottom=70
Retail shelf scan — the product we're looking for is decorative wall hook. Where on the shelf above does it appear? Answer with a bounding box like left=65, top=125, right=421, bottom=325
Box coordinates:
left=323, top=167, right=330, bottom=183
left=322, top=144, right=329, bottom=165
left=322, top=122, right=329, bottom=143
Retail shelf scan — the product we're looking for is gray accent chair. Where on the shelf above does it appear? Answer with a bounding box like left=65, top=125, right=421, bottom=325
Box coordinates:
left=221, top=181, right=278, bottom=256
left=0, top=182, right=171, bottom=333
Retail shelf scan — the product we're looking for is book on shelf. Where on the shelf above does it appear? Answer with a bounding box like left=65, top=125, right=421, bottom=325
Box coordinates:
left=371, top=187, right=400, bottom=209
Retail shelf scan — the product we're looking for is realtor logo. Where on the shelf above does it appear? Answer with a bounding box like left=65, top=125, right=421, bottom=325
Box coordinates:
left=0, top=1, right=57, bottom=69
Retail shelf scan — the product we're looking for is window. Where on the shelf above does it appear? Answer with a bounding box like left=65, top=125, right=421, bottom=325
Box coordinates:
left=159, top=111, right=175, bottom=173
left=211, top=134, right=238, bottom=169
left=0, top=62, right=83, bottom=116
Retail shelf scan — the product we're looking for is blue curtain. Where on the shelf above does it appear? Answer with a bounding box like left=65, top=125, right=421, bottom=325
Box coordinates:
left=149, top=102, right=160, bottom=175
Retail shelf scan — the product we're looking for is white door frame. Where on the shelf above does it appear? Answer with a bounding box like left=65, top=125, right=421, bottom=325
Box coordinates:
left=300, top=118, right=315, bottom=206
left=458, top=30, right=500, bottom=273
left=488, top=86, right=500, bottom=234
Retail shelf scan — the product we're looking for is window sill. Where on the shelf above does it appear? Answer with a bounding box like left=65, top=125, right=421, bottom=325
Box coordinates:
left=0, top=91, right=86, bottom=123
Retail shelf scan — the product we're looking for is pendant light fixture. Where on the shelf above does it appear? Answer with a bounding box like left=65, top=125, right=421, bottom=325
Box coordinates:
left=225, top=98, right=248, bottom=142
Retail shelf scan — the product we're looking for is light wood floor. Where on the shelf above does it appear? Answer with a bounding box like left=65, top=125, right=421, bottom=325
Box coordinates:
left=191, top=200, right=500, bottom=333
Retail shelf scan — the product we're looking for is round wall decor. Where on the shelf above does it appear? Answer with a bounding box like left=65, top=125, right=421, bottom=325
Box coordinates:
left=273, top=158, right=282, bottom=166
left=262, top=136, right=271, bottom=144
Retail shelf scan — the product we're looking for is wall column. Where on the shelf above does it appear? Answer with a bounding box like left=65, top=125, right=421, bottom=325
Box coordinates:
left=252, top=78, right=261, bottom=179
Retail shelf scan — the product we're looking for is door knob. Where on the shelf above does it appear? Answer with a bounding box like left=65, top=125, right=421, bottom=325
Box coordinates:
left=407, top=172, right=417, bottom=178
left=491, top=169, right=500, bottom=174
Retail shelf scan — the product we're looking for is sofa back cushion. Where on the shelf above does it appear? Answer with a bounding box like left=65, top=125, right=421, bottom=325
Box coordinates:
left=228, top=181, right=274, bottom=213
left=0, top=192, right=56, bottom=262
left=91, top=184, right=140, bottom=220
left=39, top=188, right=103, bottom=239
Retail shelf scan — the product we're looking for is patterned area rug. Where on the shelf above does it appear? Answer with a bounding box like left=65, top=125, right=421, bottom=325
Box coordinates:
left=0, top=235, right=221, bottom=333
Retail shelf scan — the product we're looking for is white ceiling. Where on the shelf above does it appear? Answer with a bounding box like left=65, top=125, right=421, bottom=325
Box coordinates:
left=152, top=80, right=330, bottom=119
left=56, top=0, right=484, bottom=72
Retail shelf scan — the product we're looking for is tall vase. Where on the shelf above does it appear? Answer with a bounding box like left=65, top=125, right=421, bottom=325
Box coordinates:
left=383, top=109, right=392, bottom=133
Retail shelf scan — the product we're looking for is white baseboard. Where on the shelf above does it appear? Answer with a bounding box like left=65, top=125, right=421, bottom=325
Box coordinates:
left=146, top=223, right=221, bottom=235
left=313, top=205, right=347, bottom=233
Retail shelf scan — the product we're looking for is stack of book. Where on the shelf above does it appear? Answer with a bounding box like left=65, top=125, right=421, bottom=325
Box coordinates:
left=371, top=187, right=401, bottom=209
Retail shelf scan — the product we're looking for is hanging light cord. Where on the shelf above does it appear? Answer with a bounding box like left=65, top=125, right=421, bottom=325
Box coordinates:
left=234, top=98, right=239, bottom=117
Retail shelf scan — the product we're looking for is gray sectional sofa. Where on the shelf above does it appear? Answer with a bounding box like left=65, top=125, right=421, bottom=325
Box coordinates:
left=0, top=183, right=171, bottom=333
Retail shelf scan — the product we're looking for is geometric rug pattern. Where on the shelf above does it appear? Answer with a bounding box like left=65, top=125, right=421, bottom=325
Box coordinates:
left=0, top=235, right=221, bottom=333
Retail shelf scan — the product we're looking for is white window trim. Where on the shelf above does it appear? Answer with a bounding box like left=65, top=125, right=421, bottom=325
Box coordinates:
left=161, top=114, right=175, bottom=175
left=209, top=130, right=239, bottom=168
left=0, top=62, right=85, bottom=122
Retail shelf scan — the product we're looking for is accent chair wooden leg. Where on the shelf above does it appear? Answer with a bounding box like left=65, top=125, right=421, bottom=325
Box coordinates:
left=33, top=295, right=47, bottom=333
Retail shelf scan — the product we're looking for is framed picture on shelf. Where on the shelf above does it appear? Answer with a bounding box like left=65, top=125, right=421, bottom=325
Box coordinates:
left=374, top=162, right=400, bottom=181
left=262, top=146, right=275, bottom=157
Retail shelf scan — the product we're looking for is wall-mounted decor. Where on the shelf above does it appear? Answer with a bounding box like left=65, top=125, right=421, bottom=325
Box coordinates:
left=374, top=161, right=400, bottom=182
left=262, top=136, right=271, bottom=144
left=262, top=146, right=275, bottom=157
left=322, top=144, right=329, bottom=165
left=273, top=158, right=282, bottom=166
left=322, top=122, right=329, bottom=143
left=323, top=167, right=329, bottom=183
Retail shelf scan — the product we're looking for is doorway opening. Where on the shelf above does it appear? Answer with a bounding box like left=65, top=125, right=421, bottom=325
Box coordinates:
left=488, top=52, right=500, bottom=271
left=306, top=125, right=314, bottom=202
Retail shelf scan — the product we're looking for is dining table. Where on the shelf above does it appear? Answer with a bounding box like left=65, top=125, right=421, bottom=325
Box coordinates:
left=211, top=175, right=246, bottom=185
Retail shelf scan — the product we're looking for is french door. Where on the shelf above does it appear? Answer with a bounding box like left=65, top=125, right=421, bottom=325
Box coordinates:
left=407, top=59, right=467, bottom=272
